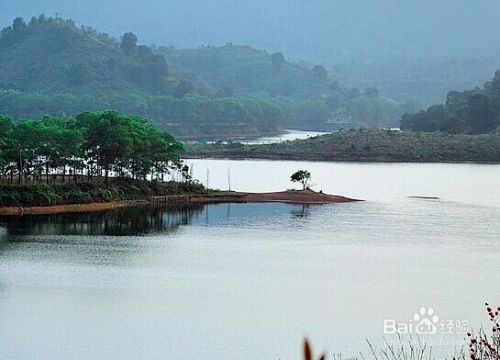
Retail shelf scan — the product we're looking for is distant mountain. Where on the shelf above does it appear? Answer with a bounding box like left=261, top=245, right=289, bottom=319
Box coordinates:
left=161, top=45, right=334, bottom=100
left=331, top=58, right=500, bottom=107
left=4, top=0, right=500, bottom=108
left=160, top=44, right=417, bottom=129
left=3, top=0, right=500, bottom=64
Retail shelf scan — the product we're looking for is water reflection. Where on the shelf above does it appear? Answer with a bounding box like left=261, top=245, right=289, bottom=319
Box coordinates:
left=290, top=204, right=311, bottom=218
left=0, top=226, right=8, bottom=245
left=0, top=202, right=321, bottom=238
left=190, top=202, right=319, bottom=228
left=0, top=205, right=204, bottom=237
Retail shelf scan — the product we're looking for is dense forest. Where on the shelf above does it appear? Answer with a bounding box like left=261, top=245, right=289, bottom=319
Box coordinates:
left=0, top=111, right=187, bottom=185
left=0, top=90, right=285, bottom=139
left=401, top=69, right=500, bottom=134
left=0, top=16, right=414, bottom=139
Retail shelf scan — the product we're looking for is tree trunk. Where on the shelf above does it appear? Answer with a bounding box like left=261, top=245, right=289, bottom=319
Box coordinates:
left=18, top=153, right=23, bottom=186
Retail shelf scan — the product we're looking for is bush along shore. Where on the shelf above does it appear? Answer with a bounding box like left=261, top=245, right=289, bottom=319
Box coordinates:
left=184, top=129, right=500, bottom=163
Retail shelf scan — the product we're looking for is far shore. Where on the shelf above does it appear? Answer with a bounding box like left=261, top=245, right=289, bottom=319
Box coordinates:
left=0, top=190, right=361, bottom=216
left=184, top=130, right=500, bottom=163
left=182, top=154, right=500, bottom=164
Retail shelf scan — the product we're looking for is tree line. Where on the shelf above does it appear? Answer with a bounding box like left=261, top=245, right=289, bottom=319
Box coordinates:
left=0, top=111, right=186, bottom=185
left=0, top=91, right=284, bottom=138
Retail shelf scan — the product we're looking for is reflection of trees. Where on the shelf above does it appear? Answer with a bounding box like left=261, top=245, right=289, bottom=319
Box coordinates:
left=0, top=204, right=205, bottom=237
left=0, top=202, right=323, bottom=238
left=290, top=204, right=311, bottom=218
left=0, top=226, right=8, bottom=246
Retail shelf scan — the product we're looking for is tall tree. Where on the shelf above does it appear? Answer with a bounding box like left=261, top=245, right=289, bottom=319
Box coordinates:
left=291, top=170, right=311, bottom=190
left=0, top=115, right=15, bottom=178
left=270, top=52, right=286, bottom=72
left=120, top=32, right=138, bottom=56
left=312, top=65, right=328, bottom=80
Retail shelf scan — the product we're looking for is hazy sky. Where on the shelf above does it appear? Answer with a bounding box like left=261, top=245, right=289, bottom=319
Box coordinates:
left=2, top=0, right=500, bottom=64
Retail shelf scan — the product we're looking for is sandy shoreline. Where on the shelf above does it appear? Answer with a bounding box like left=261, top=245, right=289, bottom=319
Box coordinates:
left=0, top=190, right=361, bottom=216
left=192, top=190, right=360, bottom=204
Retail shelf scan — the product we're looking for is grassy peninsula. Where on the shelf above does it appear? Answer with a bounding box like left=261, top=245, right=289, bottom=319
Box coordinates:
left=185, top=129, right=500, bottom=163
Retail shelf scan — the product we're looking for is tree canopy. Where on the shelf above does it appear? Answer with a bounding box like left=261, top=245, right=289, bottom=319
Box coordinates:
left=0, top=111, right=185, bottom=185
left=401, top=69, right=500, bottom=134
left=290, top=170, right=311, bottom=190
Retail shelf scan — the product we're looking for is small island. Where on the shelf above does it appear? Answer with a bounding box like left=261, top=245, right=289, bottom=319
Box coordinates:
left=189, top=189, right=360, bottom=205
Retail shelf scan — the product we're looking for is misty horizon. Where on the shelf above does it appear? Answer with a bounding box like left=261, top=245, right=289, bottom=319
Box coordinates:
left=3, top=0, right=500, bottom=66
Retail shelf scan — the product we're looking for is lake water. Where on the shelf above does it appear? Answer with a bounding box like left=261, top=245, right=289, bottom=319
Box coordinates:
left=205, top=129, right=329, bottom=145
left=239, top=129, right=328, bottom=144
left=1, top=160, right=500, bottom=359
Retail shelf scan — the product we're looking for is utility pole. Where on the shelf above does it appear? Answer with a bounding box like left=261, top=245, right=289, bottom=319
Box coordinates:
left=227, top=168, right=232, bottom=191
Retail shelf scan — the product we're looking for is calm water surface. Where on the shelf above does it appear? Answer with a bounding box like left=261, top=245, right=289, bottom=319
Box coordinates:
left=1, top=160, right=500, bottom=359
left=240, top=129, right=328, bottom=144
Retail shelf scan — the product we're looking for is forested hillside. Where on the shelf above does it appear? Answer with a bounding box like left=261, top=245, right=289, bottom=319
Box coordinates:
left=0, top=16, right=414, bottom=139
left=162, top=45, right=339, bottom=99
left=401, top=69, right=500, bottom=134
left=161, top=45, right=417, bottom=130
left=0, top=16, right=285, bottom=138
left=0, top=16, right=182, bottom=96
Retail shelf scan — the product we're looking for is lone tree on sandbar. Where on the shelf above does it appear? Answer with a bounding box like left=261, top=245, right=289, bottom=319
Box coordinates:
left=291, top=170, right=311, bottom=190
